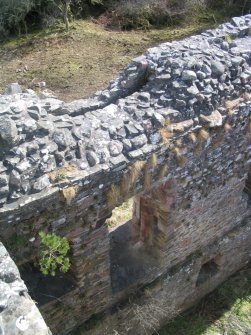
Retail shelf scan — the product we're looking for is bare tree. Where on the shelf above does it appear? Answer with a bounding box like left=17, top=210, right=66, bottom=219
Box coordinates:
left=51, top=0, right=103, bottom=31
left=242, top=0, right=249, bottom=14
left=62, top=0, right=70, bottom=30
left=48, top=0, right=71, bottom=30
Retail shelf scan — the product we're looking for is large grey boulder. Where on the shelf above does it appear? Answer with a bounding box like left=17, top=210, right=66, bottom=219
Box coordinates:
left=211, top=60, right=225, bottom=76
left=52, top=129, right=75, bottom=149
left=86, top=151, right=99, bottom=167
left=4, top=83, right=22, bottom=95
left=108, top=141, right=123, bottom=157
left=182, top=70, right=197, bottom=81
left=0, top=117, right=18, bottom=147
left=33, top=174, right=51, bottom=193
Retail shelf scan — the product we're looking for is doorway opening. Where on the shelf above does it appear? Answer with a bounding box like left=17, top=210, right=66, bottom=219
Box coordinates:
left=108, top=195, right=162, bottom=293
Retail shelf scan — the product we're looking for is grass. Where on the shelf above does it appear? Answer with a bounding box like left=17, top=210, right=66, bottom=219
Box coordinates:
left=0, top=17, right=225, bottom=101
left=48, top=164, right=78, bottom=182
left=189, top=132, right=198, bottom=144
left=61, top=186, right=78, bottom=205
left=149, top=153, right=158, bottom=170
left=158, top=163, right=168, bottom=179
left=176, top=154, right=187, bottom=168
left=121, top=160, right=145, bottom=196
left=107, top=183, right=121, bottom=208
left=144, top=169, right=152, bottom=190
left=159, top=128, right=173, bottom=143
left=106, top=197, right=133, bottom=230
left=198, top=128, right=210, bottom=142
left=160, top=264, right=251, bottom=335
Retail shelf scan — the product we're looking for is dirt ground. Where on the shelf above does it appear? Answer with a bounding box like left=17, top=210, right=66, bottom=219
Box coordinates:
left=0, top=20, right=213, bottom=102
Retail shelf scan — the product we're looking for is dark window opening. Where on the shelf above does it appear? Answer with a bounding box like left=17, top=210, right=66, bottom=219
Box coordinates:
left=196, top=258, right=220, bottom=287
left=20, top=262, right=76, bottom=306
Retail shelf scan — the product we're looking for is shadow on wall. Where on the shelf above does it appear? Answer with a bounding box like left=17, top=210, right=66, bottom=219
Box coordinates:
left=20, top=262, right=75, bottom=306
left=109, top=219, right=160, bottom=293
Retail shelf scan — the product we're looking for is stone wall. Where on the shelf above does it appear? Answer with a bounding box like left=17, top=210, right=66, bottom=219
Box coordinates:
left=0, top=242, right=51, bottom=335
left=80, top=218, right=251, bottom=335
left=0, top=14, right=251, bottom=335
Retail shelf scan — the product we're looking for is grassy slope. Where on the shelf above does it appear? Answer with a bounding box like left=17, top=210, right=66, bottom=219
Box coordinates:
left=160, top=264, right=251, bottom=335
left=0, top=19, right=217, bottom=101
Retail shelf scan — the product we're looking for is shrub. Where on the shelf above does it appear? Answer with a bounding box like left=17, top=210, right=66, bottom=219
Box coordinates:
left=103, top=0, right=251, bottom=30
left=37, top=0, right=104, bottom=30
left=0, top=0, right=250, bottom=37
left=105, top=0, right=183, bottom=30
left=0, top=0, right=103, bottom=37
left=0, top=0, right=34, bottom=37
left=38, top=232, right=70, bottom=276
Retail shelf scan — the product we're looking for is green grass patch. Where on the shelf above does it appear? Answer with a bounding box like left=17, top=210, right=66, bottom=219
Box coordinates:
left=160, top=264, right=251, bottom=335
left=106, top=197, right=134, bottom=230
left=0, top=15, right=231, bottom=101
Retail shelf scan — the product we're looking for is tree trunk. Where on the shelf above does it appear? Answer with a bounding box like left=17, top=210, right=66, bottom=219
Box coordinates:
left=242, top=0, right=249, bottom=14
left=23, top=20, right=28, bottom=36
left=224, top=0, right=233, bottom=6
left=63, top=1, right=70, bottom=31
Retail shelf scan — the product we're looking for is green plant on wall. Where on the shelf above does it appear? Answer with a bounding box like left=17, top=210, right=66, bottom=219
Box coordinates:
left=38, top=232, right=70, bottom=276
